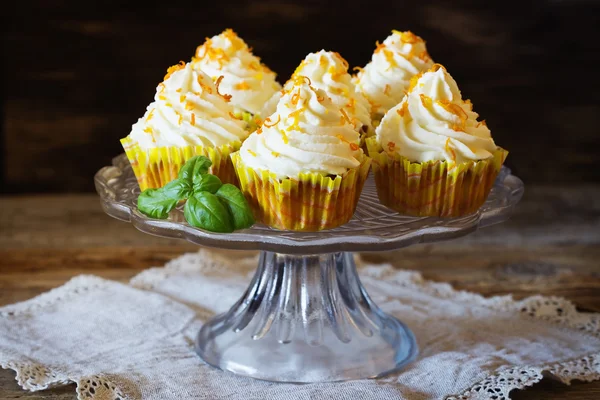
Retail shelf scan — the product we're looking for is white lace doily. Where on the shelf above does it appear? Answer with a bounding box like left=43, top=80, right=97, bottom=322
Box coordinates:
left=1, top=250, right=598, bottom=400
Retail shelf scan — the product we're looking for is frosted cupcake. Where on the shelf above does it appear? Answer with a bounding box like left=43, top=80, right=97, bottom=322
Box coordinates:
left=366, top=64, right=508, bottom=217
left=232, top=76, right=371, bottom=231
left=354, top=30, right=433, bottom=121
left=121, top=62, right=248, bottom=190
left=262, top=51, right=372, bottom=138
left=192, top=29, right=281, bottom=129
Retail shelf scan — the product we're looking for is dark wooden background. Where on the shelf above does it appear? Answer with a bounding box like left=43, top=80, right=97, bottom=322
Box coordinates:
left=3, top=0, right=600, bottom=193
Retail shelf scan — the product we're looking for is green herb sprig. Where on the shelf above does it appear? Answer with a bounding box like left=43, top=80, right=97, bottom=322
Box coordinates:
left=137, top=156, right=254, bottom=233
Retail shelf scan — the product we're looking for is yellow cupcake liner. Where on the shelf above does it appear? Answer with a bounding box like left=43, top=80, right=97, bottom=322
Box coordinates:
left=366, top=137, right=508, bottom=217
left=232, top=152, right=372, bottom=231
left=120, top=137, right=241, bottom=190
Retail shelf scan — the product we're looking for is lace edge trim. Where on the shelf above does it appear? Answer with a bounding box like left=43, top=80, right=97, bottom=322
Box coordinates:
left=0, top=360, right=132, bottom=400
left=0, top=360, right=70, bottom=392
left=446, top=352, right=600, bottom=400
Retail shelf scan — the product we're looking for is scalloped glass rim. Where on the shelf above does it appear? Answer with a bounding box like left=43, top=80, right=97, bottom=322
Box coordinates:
left=94, top=154, right=524, bottom=254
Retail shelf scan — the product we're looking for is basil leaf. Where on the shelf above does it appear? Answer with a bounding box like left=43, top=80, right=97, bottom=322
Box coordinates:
left=184, top=192, right=234, bottom=233
left=193, top=173, right=222, bottom=194
left=162, top=178, right=192, bottom=200
left=137, top=188, right=178, bottom=219
left=178, top=156, right=212, bottom=183
left=215, top=184, right=255, bottom=230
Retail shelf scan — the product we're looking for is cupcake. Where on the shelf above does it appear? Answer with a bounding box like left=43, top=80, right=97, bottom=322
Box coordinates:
left=232, top=76, right=371, bottom=231
left=121, top=62, right=248, bottom=190
left=354, top=30, right=434, bottom=122
left=191, top=29, right=282, bottom=130
left=262, top=51, right=372, bottom=138
left=366, top=64, right=508, bottom=217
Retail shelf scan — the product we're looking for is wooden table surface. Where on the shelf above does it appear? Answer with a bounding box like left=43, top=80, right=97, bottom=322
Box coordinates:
left=1, top=186, right=599, bottom=399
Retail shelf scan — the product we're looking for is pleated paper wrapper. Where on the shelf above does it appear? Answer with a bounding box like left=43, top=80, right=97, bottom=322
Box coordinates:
left=120, top=137, right=241, bottom=190
left=232, top=152, right=372, bottom=231
left=366, top=137, right=508, bottom=217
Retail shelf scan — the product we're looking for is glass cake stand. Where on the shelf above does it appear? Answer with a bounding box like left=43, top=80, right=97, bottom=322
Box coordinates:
left=95, top=154, right=524, bottom=383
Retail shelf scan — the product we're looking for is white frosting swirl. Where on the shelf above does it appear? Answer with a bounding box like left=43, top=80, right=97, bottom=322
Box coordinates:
left=355, top=30, right=434, bottom=116
left=376, top=65, right=497, bottom=163
left=192, top=29, right=282, bottom=115
left=128, top=62, right=247, bottom=149
left=262, top=51, right=372, bottom=135
left=240, top=77, right=363, bottom=179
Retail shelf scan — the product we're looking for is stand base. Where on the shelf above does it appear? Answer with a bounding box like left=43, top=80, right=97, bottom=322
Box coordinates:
left=195, top=252, right=418, bottom=382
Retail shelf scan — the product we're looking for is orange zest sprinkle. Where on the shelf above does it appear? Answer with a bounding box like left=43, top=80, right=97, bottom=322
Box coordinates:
left=319, top=54, right=327, bottom=66
left=286, top=106, right=305, bottom=131
left=247, top=149, right=257, bottom=157
left=291, top=89, right=301, bottom=105
left=234, top=81, right=251, bottom=90
left=374, top=41, right=386, bottom=54
left=419, top=94, right=433, bottom=108
left=396, top=102, right=408, bottom=117
left=146, top=108, right=155, bottom=121
left=430, top=63, right=446, bottom=73
left=399, top=31, right=419, bottom=44
left=177, top=112, right=183, bottom=125
left=249, top=61, right=261, bottom=71
left=346, top=97, right=356, bottom=110
left=333, top=52, right=349, bottom=69
left=180, top=94, right=186, bottom=103
left=293, top=59, right=306, bottom=76
left=194, top=32, right=246, bottom=68
left=280, top=130, right=289, bottom=144
left=445, top=138, right=457, bottom=161
left=383, top=49, right=397, bottom=70
left=263, top=114, right=280, bottom=128
left=197, top=76, right=213, bottom=93
left=367, top=99, right=381, bottom=110
left=176, top=88, right=182, bottom=93
left=158, top=83, right=166, bottom=93
left=163, top=61, right=186, bottom=80
left=228, top=111, right=241, bottom=120
left=417, top=50, right=431, bottom=62
left=352, top=66, right=364, bottom=73
left=436, top=99, right=468, bottom=131
left=256, top=126, right=263, bottom=134
left=165, top=102, right=172, bottom=107
left=158, top=94, right=167, bottom=101
left=215, top=75, right=232, bottom=102
left=191, top=113, right=196, bottom=126
left=384, top=84, right=391, bottom=95
left=340, top=108, right=352, bottom=125
left=387, top=141, right=396, bottom=152
left=271, top=151, right=280, bottom=157
left=336, top=134, right=359, bottom=151
left=254, top=116, right=263, bottom=125
left=477, top=120, right=487, bottom=128
left=143, top=126, right=156, bottom=143
left=292, top=75, right=312, bottom=86
left=185, top=101, right=195, bottom=110
left=407, top=71, right=424, bottom=93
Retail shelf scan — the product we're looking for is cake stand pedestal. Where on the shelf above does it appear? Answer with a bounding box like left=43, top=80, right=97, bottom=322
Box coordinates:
left=95, top=154, right=524, bottom=383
